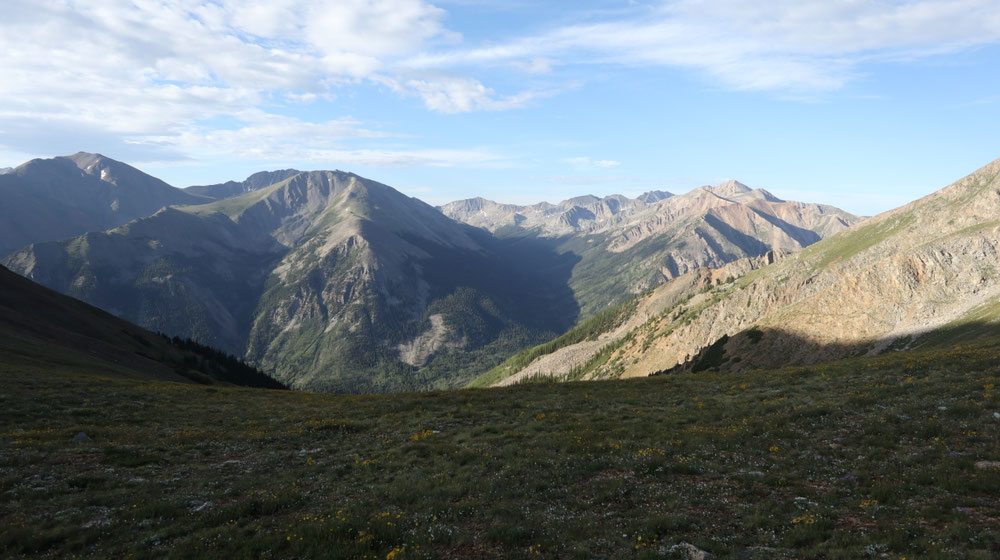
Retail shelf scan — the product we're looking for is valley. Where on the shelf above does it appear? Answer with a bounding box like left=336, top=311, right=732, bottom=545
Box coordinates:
left=6, top=3, right=999, bottom=558
left=0, top=153, right=856, bottom=393
left=2, top=154, right=1000, bottom=559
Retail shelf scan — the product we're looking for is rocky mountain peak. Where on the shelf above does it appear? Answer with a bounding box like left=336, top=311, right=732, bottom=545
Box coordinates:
left=704, top=179, right=751, bottom=198
left=563, top=194, right=602, bottom=207
left=636, top=190, right=674, bottom=203
left=65, top=151, right=176, bottom=191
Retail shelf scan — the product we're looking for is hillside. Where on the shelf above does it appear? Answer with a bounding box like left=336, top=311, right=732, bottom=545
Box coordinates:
left=0, top=153, right=207, bottom=257
left=3, top=336, right=998, bottom=558
left=0, top=264, right=283, bottom=388
left=4, top=170, right=576, bottom=393
left=442, top=181, right=859, bottom=315
left=480, top=156, right=1000, bottom=385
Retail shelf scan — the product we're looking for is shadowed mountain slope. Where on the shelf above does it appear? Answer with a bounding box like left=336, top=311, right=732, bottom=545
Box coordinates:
left=0, top=152, right=207, bottom=257
left=0, top=264, right=283, bottom=388
left=5, top=170, right=577, bottom=393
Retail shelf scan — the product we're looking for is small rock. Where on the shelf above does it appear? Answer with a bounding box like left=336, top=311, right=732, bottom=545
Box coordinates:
left=81, top=517, right=112, bottom=529
left=993, top=412, right=999, bottom=420
left=297, top=448, right=324, bottom=456
left=974, top=460, right=1000, bottom=470
left=71, top=432, right=91, bottom=443
left=191, top=501, right=212, bottom=513
left=666, top=542, right=711, bottom=560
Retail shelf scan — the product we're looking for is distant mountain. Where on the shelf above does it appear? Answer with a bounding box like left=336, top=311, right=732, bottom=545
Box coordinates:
left=5, top=169, right=575, bottom=393
left=0, top=167, right=12, bottom=174
left=0, top=264, right=284, bottom=388
left=636, top=190, right=673, bottom=203
left=442, top=180, right=859, bottom=315
left=477, top=156, right=1000, bottom=386
left=185, top=169, right=302, bottom=200
left=0, top=152, right=207, bottom=257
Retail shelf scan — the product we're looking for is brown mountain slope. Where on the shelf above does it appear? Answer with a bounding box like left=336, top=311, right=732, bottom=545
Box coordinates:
left=442, top=181, right=860, bottom=316
left=478, top=156, right=1000, bottom=385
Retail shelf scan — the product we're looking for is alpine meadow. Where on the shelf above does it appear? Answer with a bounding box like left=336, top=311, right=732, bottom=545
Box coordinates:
left=2, top=1, right=1000, bottom=559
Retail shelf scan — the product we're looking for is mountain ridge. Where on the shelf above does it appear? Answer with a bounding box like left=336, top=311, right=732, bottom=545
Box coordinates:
left=4, top=166, right=577, bottom=392
left=442, top=180, right=860, bottom=316
left=0, top=152, right=206, bottom=257
left=478, top=155, right=1000, bottom=386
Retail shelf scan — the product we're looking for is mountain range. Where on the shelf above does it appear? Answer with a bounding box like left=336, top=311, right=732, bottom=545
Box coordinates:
left=2, top=153, right=858, bottom=392
left=478, top=156, right=1000, bottom=386
left=441, top=180, right=859, bottom=316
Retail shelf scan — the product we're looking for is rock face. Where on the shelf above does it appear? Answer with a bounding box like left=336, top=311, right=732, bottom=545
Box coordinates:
left=5, top=170, right=575, bottom=393
left=0, top=152, right=206, bottom=257
left=441, top=180, right=859, bottom=316
left=487, top=156, right=1000, bottom=385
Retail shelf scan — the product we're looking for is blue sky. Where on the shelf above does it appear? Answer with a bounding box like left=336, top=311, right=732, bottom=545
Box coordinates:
left=2, top=0, right=999, bottom=215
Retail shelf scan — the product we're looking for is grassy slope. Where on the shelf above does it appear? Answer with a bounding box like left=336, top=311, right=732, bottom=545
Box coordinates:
left=468, top=297, right=639, bottom=388
left=0, top=265, right=283, bottom=389
left=176, top=178, right=293, bottom=219
left=3, top=342, right=999, bottom=559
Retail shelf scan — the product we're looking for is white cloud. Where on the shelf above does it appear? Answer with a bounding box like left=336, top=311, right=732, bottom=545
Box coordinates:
left=378, top=73, right=551, bottom=113
left=565, top=156, right=622, bottom=169
left=127, top=111, right=512, bottom=168
left=0, top=0, right=499, bottom=164
left=410, top=0, right=1000, bottom=92
left=4, top=0, right=1000, bottom=170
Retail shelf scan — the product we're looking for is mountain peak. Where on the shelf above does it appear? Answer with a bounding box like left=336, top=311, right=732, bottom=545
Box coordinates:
left=706, top=180, right=752, bottom=197
left=563, top=194, right=601, bottom=206
left=637, top=190, right=674, bottom=203
left=66, top=151, right=108, bottom=166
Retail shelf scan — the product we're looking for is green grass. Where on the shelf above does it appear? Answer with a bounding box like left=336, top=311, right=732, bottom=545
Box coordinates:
left=468, top=298, right=639, bottom=388
left=3, top=342, right=1000, bottom=559
left=178, top=178, right=293, bottom=219
left=800, top=213, right=916, bottom=270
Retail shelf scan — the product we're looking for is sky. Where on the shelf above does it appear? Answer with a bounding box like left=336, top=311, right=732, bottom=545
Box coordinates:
left=2, top=0, right=999, bottom=216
